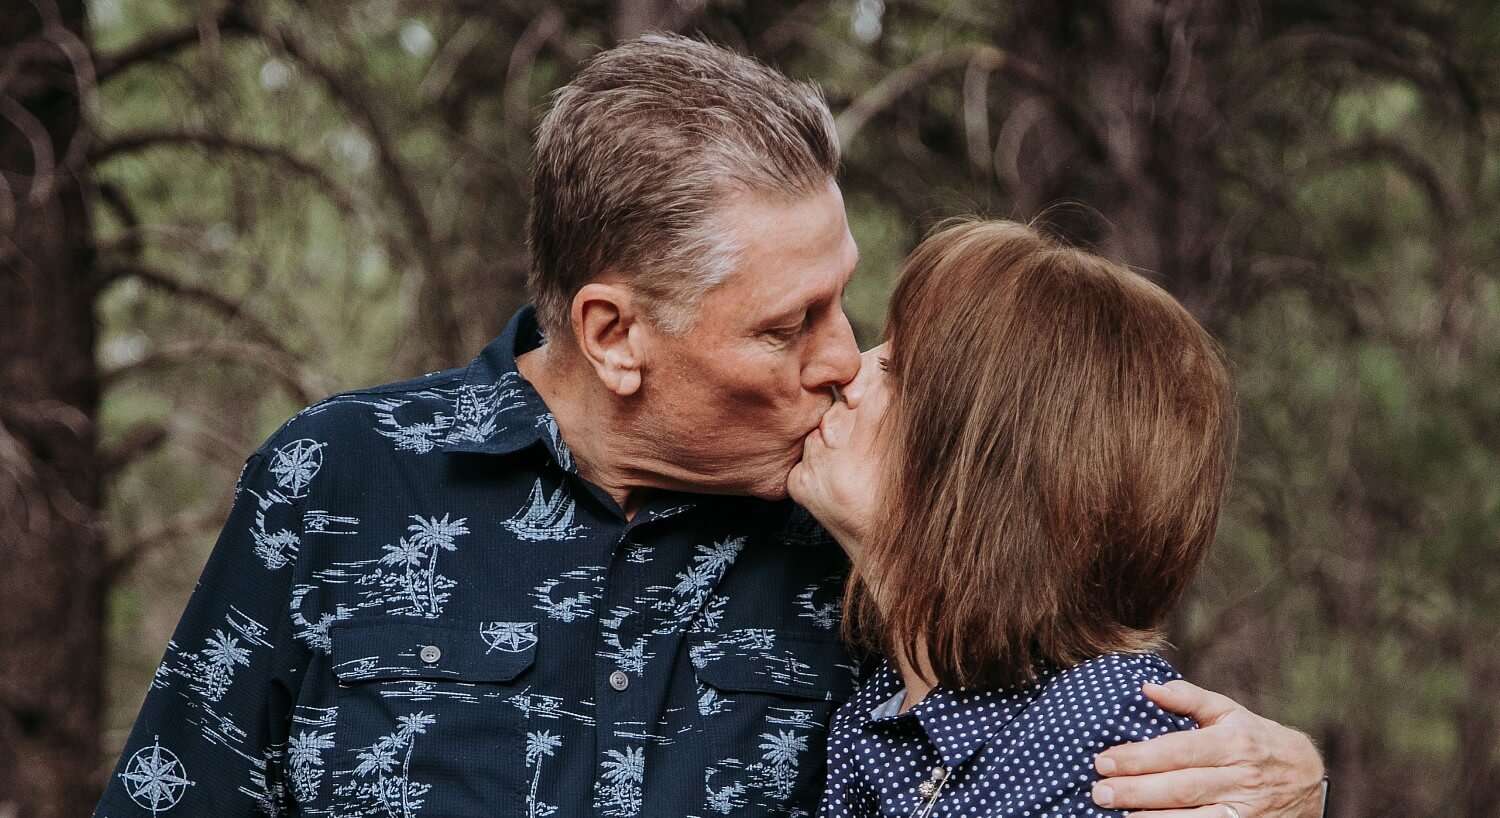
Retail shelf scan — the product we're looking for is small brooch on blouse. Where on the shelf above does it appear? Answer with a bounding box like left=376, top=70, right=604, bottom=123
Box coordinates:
left=915, top=764, right=951, bottom=817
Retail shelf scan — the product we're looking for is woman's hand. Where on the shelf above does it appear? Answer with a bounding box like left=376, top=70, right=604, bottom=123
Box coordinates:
left=787, top=344, right=891, bottom=561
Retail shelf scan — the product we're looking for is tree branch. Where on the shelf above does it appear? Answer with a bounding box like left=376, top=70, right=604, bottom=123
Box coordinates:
left=838, top=45, right=1006, bottom=146
left=97, top=421, right=169, bottom=477
left=94, top=5, right=251, bottom=83
left=104, top=499, right=235, bottom=584
left=250, top=14, right=465, bottom=366
left=88, top=127, right=373, bottom=225
left=99, top=338, right=330, bottom=406
left=97, top=261, right=291, bottom=353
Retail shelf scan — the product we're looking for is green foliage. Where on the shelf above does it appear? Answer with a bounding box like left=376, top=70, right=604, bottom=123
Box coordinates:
left=89, top=0, right=1499, bottom=810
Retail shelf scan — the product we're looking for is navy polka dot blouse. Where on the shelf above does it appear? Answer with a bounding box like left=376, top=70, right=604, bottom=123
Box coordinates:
left=819, top=651, right=1196, bottom=817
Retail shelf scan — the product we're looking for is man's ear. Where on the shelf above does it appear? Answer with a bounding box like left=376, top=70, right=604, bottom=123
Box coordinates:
left=571, top=281, right=646, bottom=396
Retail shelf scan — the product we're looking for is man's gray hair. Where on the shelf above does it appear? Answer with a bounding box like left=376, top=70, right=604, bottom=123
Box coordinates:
left=527, top=34, right=840, bottom=338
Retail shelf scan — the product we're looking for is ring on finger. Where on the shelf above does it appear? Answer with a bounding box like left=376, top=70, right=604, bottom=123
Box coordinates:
left=1223, top=806, right=1242, bottom=818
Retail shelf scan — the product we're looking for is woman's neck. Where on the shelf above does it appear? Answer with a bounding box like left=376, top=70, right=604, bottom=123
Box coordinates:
left=892, top=636, right=937, bottom=714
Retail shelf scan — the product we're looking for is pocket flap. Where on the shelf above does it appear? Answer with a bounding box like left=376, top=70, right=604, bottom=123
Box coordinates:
left=689, top=628, right=859, bottom=701
left=331, top=618, right=538, bottom=683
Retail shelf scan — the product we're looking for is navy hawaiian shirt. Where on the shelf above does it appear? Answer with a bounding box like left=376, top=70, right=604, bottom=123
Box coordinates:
left=95, top=305, right=860, bottom=818
left=819, top=652, right=1195, bottom=817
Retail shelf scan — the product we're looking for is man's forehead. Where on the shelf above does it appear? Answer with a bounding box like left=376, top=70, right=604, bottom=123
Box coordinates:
left=752, top=236, right=858, bottom=313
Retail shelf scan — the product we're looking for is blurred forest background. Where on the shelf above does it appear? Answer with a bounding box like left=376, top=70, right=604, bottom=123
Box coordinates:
left=3, top=0, right=1498, bottom=815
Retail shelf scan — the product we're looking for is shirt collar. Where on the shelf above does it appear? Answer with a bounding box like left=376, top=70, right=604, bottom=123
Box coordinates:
left=438, top=304, right=573, bottom=471
left=864, top=658, right=1046, bottom=770
left=437, top=305, right=806, bottom=526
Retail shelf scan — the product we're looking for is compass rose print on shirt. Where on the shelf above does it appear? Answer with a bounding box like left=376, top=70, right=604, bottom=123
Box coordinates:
left=249, top=437, right=326, bottom=570
left=119, top=738, right=194, bottom=814
left=481, top=621, right=539, bottom=653
left=504, top=479, right=585, bottom=541
left=269, top=438, right=324, bottom=498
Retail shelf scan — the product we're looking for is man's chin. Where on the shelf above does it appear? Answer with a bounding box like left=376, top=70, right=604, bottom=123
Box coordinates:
left=748, top=481, right=793, bottom=502
left=740, top=460, right=798, bottom=502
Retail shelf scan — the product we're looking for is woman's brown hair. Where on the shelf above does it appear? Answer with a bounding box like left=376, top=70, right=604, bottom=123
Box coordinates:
left=847, top=219, right=1237, bottom=690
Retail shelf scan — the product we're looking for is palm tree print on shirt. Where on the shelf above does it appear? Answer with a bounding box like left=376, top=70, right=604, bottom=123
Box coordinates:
left=287, top=730, right=335, bottom=802
left=370, top=514, right=470, bottom=618
left=191, top=628, right=252, bottom=702
left=753, top=730, right=810, bottom=799
left=338, top=712, right=437, bottom=817
left=180, top=609, right=269, bottom=703
left=656, top=538, right=743, bottom=631
left=597, top=746, right=645, bottom=817
left=525, top=730, right=562, bottom=817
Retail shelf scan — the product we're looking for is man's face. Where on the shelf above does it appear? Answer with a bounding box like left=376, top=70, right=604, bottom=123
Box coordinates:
left=633, top=180, right=862, bottom=499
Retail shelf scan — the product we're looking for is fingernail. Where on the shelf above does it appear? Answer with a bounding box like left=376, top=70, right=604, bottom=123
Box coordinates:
left=1092, top=783, right=1115, bottom=807
left=1095, top=756, right=1116, bottom=775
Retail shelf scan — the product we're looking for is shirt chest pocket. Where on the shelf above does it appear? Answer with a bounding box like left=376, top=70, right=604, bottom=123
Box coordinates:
left=324, top=618, right=537, bottom=817
left=689, top=629, right=859, bottom=816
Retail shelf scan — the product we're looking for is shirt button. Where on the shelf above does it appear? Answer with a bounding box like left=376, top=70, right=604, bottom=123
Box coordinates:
left=419, top=645, right=442, bottom=664
left=608, top=669, right=630, bottom=691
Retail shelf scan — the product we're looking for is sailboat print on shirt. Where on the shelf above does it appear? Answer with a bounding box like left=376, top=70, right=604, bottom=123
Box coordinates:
left=503, top=479, right=585, bottom=542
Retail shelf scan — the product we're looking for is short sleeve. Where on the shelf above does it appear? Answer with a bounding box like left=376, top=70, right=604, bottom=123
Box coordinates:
left=1033, top=652, right=1196, bottom=817
left=94, top=436, right=313, bottom=815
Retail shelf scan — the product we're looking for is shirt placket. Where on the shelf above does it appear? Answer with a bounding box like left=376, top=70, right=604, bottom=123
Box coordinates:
left=591, top=518, right=665, bottom=817
left=591, top=501, right=718, bottom=818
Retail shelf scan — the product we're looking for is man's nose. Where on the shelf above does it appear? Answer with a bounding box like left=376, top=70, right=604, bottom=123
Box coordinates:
left=805, top=310, right=862, bottom=394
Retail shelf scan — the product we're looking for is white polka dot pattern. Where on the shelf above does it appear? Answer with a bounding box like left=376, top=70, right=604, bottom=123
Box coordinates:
left=818, top=651, right=1196, bottom=817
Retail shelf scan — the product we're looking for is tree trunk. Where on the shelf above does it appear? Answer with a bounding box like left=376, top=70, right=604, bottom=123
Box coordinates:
left=999, top=0, right=1232, bottom=326
left=612, top=0, right=677, bottom=43
left=0, top=1, right=108, bottom=816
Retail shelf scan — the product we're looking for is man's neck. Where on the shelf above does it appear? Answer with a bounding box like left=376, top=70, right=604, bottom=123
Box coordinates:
left=516, top=342, right=655, bottom=518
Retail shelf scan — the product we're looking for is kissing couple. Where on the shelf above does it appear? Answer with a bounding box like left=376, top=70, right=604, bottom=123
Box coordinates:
left=96, top=34, right=1327, bottom=818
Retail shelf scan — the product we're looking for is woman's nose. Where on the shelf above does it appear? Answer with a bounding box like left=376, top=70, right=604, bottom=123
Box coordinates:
left=843, top=343, right=889, bottom=408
